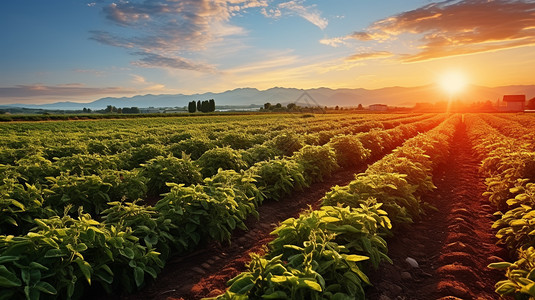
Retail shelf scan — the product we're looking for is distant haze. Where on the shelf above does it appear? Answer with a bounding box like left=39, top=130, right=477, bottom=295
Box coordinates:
left=1, top=85, right=534, bottom=110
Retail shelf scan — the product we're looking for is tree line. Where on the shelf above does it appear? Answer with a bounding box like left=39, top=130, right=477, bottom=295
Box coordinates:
left=188, top=99, right=215, bottom=113
left=261, top=102, right=364, bottom=112
left=101, top=106, right=141, bottom=114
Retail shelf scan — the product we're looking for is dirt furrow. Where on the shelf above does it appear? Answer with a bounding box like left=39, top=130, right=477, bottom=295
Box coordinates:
left=367, top=122, right=507, bottom=300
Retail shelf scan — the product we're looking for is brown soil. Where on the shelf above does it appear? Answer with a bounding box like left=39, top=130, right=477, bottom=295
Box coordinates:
left=366, top=122, right=508, bottom=300
left=123, top=166, right=367, bottom=300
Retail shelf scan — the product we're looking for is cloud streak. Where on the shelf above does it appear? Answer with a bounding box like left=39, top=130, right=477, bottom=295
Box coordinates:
left=262, top=0, right=328, bottom=29
left=0, top=84, right=135, bottom=98
left=132, top=52, right=216, bottom=72
left=346, top=51, right=393, bottom=61
left=90, top=0, right=266, bottom=72
left=324, top=0, right=535, bottom=62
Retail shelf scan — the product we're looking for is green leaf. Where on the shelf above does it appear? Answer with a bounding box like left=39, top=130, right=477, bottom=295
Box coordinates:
left=227, top=216, right=236, bottom=229
left=0, top=256, right=19, bottom=264
left=0, top=266, right=21, bottom=287
left=75, top=243, right=88, bottom=252
left=270, top=275, right=288, bottom=283
left=4, top=217, right=17, bottom=227
left=86, top=228, right=96, bottom=241
left=45, top=249, right=66, bottom=258
left=34, top=281, right=57, bottom=295
left=144, top=266, right=158, bottom=279
left=262, top=291, right=288, bottom=299
left=303, top=279, right=322, bottom=291
left=134, top=267, right=144, bottom=288
left=119, top=247, right=135, bottom=260
left=94, top=265, right=114, bottom=285
left=520, top=282, right=535, bottom=295
left=42, top=237, right=59, bottom=248
left=321, top=216, right=341, bottom=223
left=283, top=245, right=303, bottom=251
left=10, top=200, right=25, bottom=210
left=21, top=269, right=30, bottom=285
left=29, top=262, right=48, bottom=271
left=488, top=262, right=512, bottom=270
left=229, top=274, right=255, bottom=294
left=345, top=255, right=369, bottom=262
left=75, top=259, right=92, bottom=285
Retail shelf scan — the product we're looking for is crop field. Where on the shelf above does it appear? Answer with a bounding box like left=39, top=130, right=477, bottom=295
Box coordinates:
left=0, top=112, right=534, bottom=300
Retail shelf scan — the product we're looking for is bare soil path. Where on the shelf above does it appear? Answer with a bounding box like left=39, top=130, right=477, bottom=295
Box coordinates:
left=367, top=122, right=507, bottom=300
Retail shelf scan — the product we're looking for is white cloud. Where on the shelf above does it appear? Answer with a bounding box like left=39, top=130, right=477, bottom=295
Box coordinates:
left=261, top=0, right=328, bottom=30
left=261, top=7, right=282, bottom=18
left=319, top=37, right=349, bottom=47
left=279, top=0, right=328, bottom=30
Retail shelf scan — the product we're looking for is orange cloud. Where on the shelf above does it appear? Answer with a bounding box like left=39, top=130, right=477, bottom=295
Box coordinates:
left=367, top=0, right=535, bottom=62
left=346, top=51, right=393, bottom=61
left=325, top=0, right=535, bottom=62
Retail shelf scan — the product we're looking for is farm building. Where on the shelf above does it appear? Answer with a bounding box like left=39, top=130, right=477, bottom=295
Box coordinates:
left=369, top=104, right=388, bottom=111
left=502, top=95, right=526, bottom=112
left=528, top=96, right=535, bottom=110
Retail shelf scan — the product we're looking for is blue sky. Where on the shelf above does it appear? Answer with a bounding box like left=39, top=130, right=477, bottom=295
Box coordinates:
left=1, top=0, right=535, bottom=104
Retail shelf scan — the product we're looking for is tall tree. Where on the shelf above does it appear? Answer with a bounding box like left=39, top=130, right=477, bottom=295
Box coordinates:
left=209, top=99, right=215, bottom=112
left=188, top=101, right=196, bottom=113
left=105, top=105, right=118, bottom=113
left=197, top=100, right=201, bottom=112
left=201, top=100, right=209, bottom=113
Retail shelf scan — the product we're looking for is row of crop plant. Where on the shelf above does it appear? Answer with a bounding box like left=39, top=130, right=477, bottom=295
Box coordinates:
left=465, top=114, right=535, bottom=298
left=0, top=115, right=441, bottom=239
left=0, top=114, right=444, bottom=238
left=212, top=114, right=460, bottom=299
left=479, top=114, right=534, bottom=143
left=0, top=115, right=445, bottom=299
left=154, top=114, right=448, bottom=255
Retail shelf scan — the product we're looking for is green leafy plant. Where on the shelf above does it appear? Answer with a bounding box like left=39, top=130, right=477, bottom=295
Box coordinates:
left=242, top=144, right=281, bottom=166
left=141, top=154, right=202, bottom=195
left=167, top=138, right=214, bottom=160
left=0, top=168, right=55, bottom=235
left=251, top=158, right=307, bottom=201
left=322, top=173, right=418, bottom=225
left=155, top=182, right=253, bottom=253
left=196, top=147, right=248, bottom=178
left=217, top=132, right=255, bottom=150
left=293, top=145, right=339, bottom=184
left=327, top=135, right=371, bottom=168
left=0, top=207, right=163, bottom=299
left=268, top=132, right=304, bottom=157
left=489, top=246, right=535, bottom=298
left=55, top=154, right=119, bottom=176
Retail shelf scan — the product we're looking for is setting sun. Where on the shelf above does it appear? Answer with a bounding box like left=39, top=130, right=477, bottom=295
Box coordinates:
left=439, top=71, right=468, bottom=95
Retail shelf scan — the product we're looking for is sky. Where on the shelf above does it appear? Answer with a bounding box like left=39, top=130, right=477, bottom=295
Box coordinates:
left=1, top=0, right=535, bottom=104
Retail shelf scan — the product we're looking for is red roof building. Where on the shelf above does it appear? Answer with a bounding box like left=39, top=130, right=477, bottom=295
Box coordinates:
left=502, top=95, right=526, bottom=112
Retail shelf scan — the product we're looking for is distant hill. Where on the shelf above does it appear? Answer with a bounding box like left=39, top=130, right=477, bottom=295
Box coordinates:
left=2, top=85, right=534, bottom=110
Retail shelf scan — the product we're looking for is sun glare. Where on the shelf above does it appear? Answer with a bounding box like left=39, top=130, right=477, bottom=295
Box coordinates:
left=439, top=71, right=468, bottom=95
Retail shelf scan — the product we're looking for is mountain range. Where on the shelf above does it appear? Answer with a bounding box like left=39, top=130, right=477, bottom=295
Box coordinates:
left=2, top=85, right=534, bottom=110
